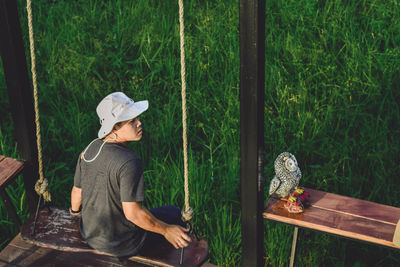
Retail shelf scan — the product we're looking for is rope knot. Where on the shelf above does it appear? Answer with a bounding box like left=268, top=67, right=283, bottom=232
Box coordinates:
left=181, top=207, right=193, bottom=222
left=34, top=178, right=51, bottom=202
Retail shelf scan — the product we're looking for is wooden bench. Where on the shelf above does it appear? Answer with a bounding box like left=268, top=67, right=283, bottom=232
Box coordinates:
left=0, top=155, right=24, bottom=228
left=1, top=233, right=216, bottom=267
left=263, top=187, right=400, bottom=265
left=16, top=207, right=209, bottom=266
left=0, top=207, right=209, bottom=267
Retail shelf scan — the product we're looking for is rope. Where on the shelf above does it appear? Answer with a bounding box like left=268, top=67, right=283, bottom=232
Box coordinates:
left=26, top=0, right=51, bottom=202
left=178, top=0, right=192, bottom=222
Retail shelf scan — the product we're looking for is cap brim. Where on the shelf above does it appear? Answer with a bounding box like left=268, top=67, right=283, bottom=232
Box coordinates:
left=118, top=100, right=148, bottom=121
left=98, top=100, right=149, bottom=139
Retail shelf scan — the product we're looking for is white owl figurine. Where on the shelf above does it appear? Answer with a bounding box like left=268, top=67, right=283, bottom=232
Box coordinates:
left=269, top=152, right=302, bottom=198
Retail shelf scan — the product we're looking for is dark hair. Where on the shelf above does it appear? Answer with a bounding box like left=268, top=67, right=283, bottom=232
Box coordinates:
left=112, top=121, right=125, bottom=130
left=112, top=118, right=134, bottom=131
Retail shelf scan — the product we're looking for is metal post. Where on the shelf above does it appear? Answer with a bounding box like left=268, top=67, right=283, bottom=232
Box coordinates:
left=239, top=0, right=266, bottom=266
left=290, top=226, right=299, bottom=267
left=0, top=0, right=39, bottom=213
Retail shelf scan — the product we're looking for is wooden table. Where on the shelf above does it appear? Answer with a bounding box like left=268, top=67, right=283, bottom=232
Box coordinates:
left=264, top=188, right=400, bottom=249
left=0, top=155, right=24, bottom=227
left=264, top=187, right=400, bottom=266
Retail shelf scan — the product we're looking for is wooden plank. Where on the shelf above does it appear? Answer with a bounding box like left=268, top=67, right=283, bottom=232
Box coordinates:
left=1, top=234, right=213, bottom=267
left=263, top=188, right=400, bottom=249
left=394, top=220, right=400, bottom=246
left=134, top=238, right=208, bottom=267
left=0, top=156, right=24, bottom=189
left=20, top=207, right=208, bottom=267
left=305, top=188, right=400, bottom=224
left=21, top=208, right=90, bottom=251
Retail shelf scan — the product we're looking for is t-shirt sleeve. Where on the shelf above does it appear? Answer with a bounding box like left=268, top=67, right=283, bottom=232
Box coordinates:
left=119, top=158, right=145, bottom=202
left=73, top=157, right=82, bottom=188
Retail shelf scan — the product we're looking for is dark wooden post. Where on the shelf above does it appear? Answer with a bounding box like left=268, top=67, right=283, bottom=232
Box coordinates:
left=239, top=0, right=265, bottom=266
left=0, top=0, right=39, bottom=213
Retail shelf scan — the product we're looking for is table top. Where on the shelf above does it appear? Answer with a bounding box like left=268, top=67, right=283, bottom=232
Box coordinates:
left=263, top=188, right=400, bottom=249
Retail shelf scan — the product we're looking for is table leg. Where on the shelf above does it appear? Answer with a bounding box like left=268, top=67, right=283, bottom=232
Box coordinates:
left=290, top=226, right=299, bottom=267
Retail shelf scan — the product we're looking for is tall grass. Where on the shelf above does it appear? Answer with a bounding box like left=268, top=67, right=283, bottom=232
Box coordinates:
left=0, top=0, right=399, bottom=266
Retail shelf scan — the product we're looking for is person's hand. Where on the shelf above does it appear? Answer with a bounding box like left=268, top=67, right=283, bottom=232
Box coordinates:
left=163, top=225, right=192, bottom=249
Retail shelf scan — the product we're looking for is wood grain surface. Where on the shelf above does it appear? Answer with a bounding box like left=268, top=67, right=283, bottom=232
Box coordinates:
left=264, top=187, right=400, bottom=249
left=0, top=155, right=24, bottom=189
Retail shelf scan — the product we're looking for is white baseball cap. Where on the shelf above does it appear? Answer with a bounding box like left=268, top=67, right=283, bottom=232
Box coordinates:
left=96, top=92, right=148, bottom=139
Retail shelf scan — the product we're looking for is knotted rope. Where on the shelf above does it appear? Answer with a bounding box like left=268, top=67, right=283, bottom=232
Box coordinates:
left=26, top=0, right=51, bottom=202
left=178, top=0, right=192, bottom=222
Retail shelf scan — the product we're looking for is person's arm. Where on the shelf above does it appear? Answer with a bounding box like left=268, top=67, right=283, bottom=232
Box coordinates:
left=122, top=202, right=191, bottom=249
left=70, top=186, right=82, bottom=214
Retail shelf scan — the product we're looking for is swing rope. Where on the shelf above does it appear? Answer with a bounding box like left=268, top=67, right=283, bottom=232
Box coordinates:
left=178, top=0, right=193, bottom=222
left=26, top=0, right=190, bottom=215
left=26, top=0, right=51, bottom=202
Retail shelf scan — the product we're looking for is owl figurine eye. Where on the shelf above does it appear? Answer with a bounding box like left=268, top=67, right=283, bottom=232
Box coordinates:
left=285, top=158, right=297, bottom=172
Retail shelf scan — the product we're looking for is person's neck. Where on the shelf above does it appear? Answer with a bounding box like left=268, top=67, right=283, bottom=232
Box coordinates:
left=102, top=135, right=128, bottom=147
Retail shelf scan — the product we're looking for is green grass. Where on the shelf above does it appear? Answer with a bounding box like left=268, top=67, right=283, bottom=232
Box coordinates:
left=0, top=0, right=400, bottom=266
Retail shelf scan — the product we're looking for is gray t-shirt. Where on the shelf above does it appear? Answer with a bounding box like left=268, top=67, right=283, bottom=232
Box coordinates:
left=74, top=139, right=147, bottom=257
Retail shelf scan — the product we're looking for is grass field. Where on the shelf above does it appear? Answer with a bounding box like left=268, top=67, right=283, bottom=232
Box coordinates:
left=1, top=0, right=400, bottom=266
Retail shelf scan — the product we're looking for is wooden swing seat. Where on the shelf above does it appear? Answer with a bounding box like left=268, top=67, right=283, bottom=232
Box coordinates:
left=9, top=207, right=209, bottom=267
left=1, top=234, right=215, bottom=267
left=263, top=187, right=400, bottom=249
